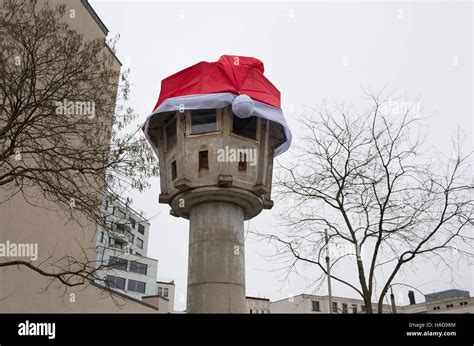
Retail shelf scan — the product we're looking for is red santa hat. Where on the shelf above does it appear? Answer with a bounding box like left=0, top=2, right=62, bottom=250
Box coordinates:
left=143, top=55, right=291, bottom=155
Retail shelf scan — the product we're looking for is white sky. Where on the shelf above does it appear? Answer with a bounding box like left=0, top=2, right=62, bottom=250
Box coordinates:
left=91, top=0, right=473, bottom=311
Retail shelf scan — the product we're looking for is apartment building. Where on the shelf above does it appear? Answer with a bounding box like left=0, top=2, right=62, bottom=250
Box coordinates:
left=400, top=289, right=473, bottom=314
left=271, top=294, right=393, bottom=314
left=95, top=197, right=158, bottom=300
left=269, top=289, right=472, bottom=314
left=246, top=296, right=271, bottom=314
left=94, top=198, right=176, bottom=312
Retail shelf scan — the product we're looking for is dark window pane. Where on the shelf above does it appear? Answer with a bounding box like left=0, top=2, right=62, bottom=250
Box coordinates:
left=136, top=238, right=144, bottom=249
left=191, top=109, right=217, bottom=134
left=165, top=118, right=177, bottom=148
left=199, top=151, right=208, bottom=170
left=129, top=217, right=136, bottom=228
left=238, top=152, right=247, bottom=171
left=138, top=281, right=146, bottom=293
left=232, top=114, right=257, bottom=139
left=106, top=275, right=125, bottom=290
left=108, top=256, right=127, bottom=271
left=171, top=160, right=177, bottom=180
left=138, top=224, right=145, bottom=235
left=128, top=279, right=146, bottom=293
left=130, top=261, right=147, bottom=275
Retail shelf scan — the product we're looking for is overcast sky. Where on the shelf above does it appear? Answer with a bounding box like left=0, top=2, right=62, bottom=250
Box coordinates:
left=91, top=0, right=472, bottom=311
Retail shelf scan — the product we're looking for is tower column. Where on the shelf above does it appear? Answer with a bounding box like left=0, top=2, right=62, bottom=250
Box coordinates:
left=187, top=201, right=246, bottom=313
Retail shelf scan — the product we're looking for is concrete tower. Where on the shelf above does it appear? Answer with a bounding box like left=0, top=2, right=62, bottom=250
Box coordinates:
left=144, top=55, right=291, bottom=313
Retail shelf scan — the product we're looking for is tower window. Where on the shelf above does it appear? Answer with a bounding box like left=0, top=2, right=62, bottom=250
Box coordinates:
left=199, top=150, right=209, bottom=170
left=232, top=114, right=257, bottom=139
left=191, top=109, right=217, bottom=134
left=238, top=152, right=247, bottom=171
left=171, top=160, right=177, bottom=180
left=165, top=118, right=177, bottom=148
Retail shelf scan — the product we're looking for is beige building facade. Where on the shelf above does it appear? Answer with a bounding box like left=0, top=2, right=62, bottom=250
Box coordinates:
left=0, top=0, right=163, bottom=313
left=246, top=296, right=271, bottom=313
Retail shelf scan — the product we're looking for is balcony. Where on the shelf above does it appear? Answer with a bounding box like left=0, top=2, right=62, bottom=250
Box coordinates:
left=110, top=225, right=130, bottom=244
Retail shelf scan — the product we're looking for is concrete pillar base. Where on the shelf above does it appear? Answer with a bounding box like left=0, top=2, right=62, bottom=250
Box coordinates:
left=187, top=201, right=245, bottom=313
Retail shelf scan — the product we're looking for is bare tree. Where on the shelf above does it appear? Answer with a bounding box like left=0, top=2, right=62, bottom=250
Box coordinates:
left=0, top=1, right=158, bottom=288
left=255, top=90, right=474, bottom=313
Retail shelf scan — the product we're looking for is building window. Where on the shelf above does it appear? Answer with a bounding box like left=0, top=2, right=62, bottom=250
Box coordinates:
left=342, top=303, right=348, bottom=313
left=99, top=231, right=104, bottom=243
left=158, top=287, right=162, bottom=296
left=171, top=160, right=177, bottom=180
left=108, top=256, right=128, bottom=271
left=129, top=217, right=136, bottom=229
left=232, top=114, right=257, bottom=139
left=106, top=275, right=126, bottom=290
left=191, top=109, right=217, bottom=134
left=165, top=118, right=177, bottom=148
left=238, top=152, right=247, bottom=171
left=109, top=238, right=124, bottom=250
left=138, top=224, right=145, bottom=235
left=136, top=238, right=144, bottom=249
left=199, top=150, right=209, bottom=170
left=332, top=302, right=338, bottom=313
left=312, top=301, right=320, bottom=312
left=127, top=279, right=146, bottom=293
left=164, top=287, right=169, bottom=297
left=127, top=232, right=134, bottom=243
left=352, top=304, right=358, bottom=314
left=129, top=261, right=147, bottom=275
left=361, top=305, right=366, bottom=312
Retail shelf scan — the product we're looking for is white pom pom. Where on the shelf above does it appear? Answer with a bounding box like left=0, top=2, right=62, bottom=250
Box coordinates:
left=232, top=94, right=255, bottom=118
